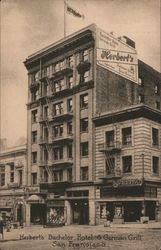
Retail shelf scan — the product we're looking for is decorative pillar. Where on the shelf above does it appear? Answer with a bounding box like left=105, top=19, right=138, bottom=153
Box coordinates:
left=65, top=200, right=71, bottom=225
left=25, top=203, right=31, bottom=226
left=89, top=200, right=95, bottom=225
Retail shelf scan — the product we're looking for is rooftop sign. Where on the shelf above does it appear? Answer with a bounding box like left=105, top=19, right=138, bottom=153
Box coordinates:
left=97, top=28, right=138, bottom=83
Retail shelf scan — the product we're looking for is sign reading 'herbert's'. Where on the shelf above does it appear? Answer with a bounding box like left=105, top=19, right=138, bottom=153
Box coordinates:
left=97, top=28, right=138, bottom=83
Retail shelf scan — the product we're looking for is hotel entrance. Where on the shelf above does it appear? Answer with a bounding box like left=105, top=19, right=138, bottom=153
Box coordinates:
left=30, top=204, right=46, bottom=225
left=72, top=200, right=89, bottom=225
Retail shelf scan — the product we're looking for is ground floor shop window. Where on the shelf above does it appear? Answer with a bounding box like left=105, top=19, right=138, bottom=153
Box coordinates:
left=47, top=207, right=65, bottom=226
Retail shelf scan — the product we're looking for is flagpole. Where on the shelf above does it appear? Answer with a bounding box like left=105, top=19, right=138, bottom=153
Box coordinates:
left=64, top=0, right=66, bottom=37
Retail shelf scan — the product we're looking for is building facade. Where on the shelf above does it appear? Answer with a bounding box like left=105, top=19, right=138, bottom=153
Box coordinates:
left=24, top=24, right=161, bottom=226
left=0, top=145, right=26, bottom=225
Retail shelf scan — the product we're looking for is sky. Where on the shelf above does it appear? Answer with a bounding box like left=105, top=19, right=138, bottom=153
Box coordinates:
left=1, top=0, right=161, bottom=147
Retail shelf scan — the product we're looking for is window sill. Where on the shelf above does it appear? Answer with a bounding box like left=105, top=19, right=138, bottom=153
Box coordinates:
left=80, top=155, right=89, bottom=159
left=80, top=107, right=88, bottom=111
left=80, top=131, right=88, bottom=134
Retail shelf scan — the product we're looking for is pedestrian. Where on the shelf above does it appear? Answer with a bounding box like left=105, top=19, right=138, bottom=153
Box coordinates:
left=0, top=214, right=4, bottom=240
left=106, top=210, right=111, bottom=227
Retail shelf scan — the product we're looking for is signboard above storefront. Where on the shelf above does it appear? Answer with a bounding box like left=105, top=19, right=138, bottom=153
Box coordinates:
left=113, top=178, right=142, bottom=188
left=97, top=28, right=138, bottom=83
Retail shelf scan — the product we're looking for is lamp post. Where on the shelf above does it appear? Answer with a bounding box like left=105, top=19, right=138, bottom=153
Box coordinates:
left=141, top=153, right=145, bottom=220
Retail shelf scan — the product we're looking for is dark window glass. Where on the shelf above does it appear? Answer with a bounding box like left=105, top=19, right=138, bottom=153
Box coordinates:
left=152, top=128, right=159, bottom=146
left=153, top=156, right=159, bottom=175
left=122, top=156, right=132, bottom=173
left=80, top=142, right=88, bottom=157
left=80, top=118, right=88, bottom=132
left=67, top=122, right=72, bottom=135
left=32, top=131, right=37, bottom=144
left=68, top=145, right=72, bottom=158
left=32, top=110, right=37, bottom=123
left=10, top=163, right=14, bottom=183
left=32, top=173, right=37, bottom=185
left=80, top=94, right=88, bottom=109
left=32, top=152, right=37, bottom=164
left=122, top=127, right=132, bottom=146
left=106, top=130, right=114, bottom=147
left=80, top=166, right=88, bottom=181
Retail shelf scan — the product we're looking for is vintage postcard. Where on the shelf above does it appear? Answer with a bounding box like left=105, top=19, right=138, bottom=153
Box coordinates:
left=0, top=0, right=161, bottom=249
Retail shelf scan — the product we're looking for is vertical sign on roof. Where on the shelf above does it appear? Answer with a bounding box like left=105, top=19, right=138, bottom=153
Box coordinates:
left=97, top=28, right=138, bottom=83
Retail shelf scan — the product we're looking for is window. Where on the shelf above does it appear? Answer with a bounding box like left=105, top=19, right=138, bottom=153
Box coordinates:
left=80, top=166, right=88, bottom=181
left=122, top=127, right=132, bottom=146
left=68, top=144, right=72, bottom=158
left=54, top=102, right=64, bottom=116
left=152, top=128, right=159, bottom=146
left=152, top=156, right=159, bottom=175
left=53, top=124, right=63, bottom=138
left=44, top=149, right=48, bottom=164
left=155, top=101, right=160, bottom=110
left=44, top=127, right=48, bottom=141
left=19, top=170, right=23, bottom=185
left=10, top=163, right=14, bottom=183
left=122, top=156, right=132, bottom=173
left=32, top=131, right=37, bottom=144
left=67, top=122, right=72, bottom=135
left=0, top=166, right=5, bottom=186
left=31, top=89, right=38, bottom=102
left=106, top=130, right=114, bottom=147
left=154, top=84, right=159, bottom=94
left=80, top=118, right=88, bottom=132
left=31, top=173, right=37, bottom=185
left=54, top=79, right=64, bottom=92
left=32, top=110, right=38, bottom=123
left=80, top=142, right=88, bottom=157
left=80, top=93, right=88, bottom=109
left=138, top=94, right=144, bottom=103
left=106, top=158, right=115, bottom=175
left=44, top=106, right=48, bottom=119
left=32, top=152, right=37, bottom=164
left=83, top=49, right=88, bottom=61
left=60, top=61, right=64, bottom=70
left=68, top=56, right=74, bottom=68
left=83, top=71, right=89, bottom=82
left=53, top=170, right=63, bottom=182
left=67, top=169, right=72, bottom=182
left=44, top=171, right=48, bottom=183
left=67, top=98, right=73, bottom=112
left=53, top=147, right=63, bottom=160
left=68, top=76, right=73, bottom=89
left=55, top=60, right=64, bottom=72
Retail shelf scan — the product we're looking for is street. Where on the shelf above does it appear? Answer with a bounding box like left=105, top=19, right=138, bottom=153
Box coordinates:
left=0, top=224, right=161, bottom=250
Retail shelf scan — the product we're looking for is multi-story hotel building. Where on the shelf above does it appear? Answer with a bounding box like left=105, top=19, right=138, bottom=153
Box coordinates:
left=0, top=145, right=26, bottom=225
left=24, top=24, right=161, bottom=226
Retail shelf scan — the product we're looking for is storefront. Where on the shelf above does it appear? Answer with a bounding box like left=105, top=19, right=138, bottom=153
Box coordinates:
left=46, top=200, right=65, bottom=226
left=96, top=179, right=160, bottom=224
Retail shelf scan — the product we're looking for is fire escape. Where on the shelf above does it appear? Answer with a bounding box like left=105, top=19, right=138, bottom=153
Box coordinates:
left=38, top=59, right=74, bottom=185
left=98, top=129, right=122, bottom=180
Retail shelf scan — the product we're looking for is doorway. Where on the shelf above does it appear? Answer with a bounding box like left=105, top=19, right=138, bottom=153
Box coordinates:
left=124, top=202, right=142, bottom=222
left=72, top=200, right=89, bottom=225
left=146, top=201, right=156, bottom=220
left=17, top=205, right=23, bottom=225
left=30, top=204, right=46, bottom=225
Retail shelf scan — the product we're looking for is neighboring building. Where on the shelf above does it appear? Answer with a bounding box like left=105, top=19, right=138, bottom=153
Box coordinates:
left=0, top=145, right=26, bottom=225
left=24, top=24, right=161, bottom=226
